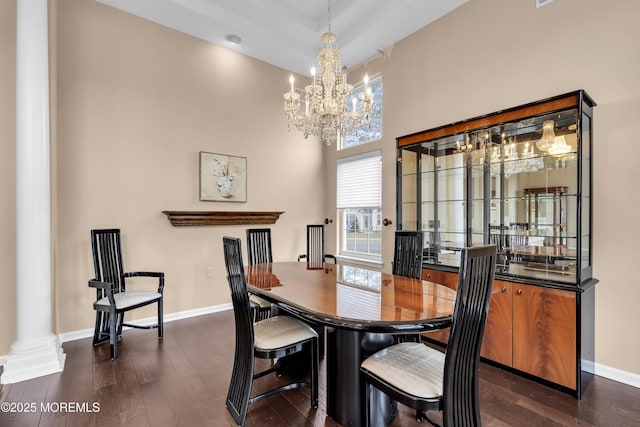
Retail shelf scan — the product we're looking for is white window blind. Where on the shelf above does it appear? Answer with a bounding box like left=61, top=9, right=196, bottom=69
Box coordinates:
left=337, top=152, right=381, bottom=209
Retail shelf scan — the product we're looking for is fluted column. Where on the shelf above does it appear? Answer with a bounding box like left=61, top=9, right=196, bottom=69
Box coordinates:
left=1, top=0, right=65, bottom=385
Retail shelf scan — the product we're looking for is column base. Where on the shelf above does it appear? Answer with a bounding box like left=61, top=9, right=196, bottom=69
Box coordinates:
left=1, top=333, right=66, bottom=384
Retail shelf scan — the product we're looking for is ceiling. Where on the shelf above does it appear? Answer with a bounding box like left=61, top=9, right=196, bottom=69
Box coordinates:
left=97, top=0, right=468, bottom=76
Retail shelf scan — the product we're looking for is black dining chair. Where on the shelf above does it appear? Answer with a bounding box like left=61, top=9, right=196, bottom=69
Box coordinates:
left=361, top=245, right=497, bottom=427
left=88, top=228, right=165, bottom=360
left=392, top=230, right=424, bottom=279
left=297, top=224, right=336, bottom=268
left=246, top=228, right=275, bottom=321
left=223, top=237, right=319, bottom=426
left=392, top=230, right=425, bottom=344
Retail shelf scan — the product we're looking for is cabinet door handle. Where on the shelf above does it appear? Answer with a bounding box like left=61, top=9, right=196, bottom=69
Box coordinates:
left=517, top=289, right=523, bottom=295
left=501, top=287, right=507, bottom=293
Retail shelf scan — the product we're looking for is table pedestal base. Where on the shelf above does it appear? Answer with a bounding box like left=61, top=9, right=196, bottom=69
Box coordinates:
left=326, top=328, right=396, bottom=427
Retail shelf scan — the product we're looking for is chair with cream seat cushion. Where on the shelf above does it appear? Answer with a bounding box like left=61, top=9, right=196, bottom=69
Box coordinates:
left=89, top=228, right=164, bottom=360
left=361, top=245, right=497, bottom=427
left=223, top=236, right=319, bottom=426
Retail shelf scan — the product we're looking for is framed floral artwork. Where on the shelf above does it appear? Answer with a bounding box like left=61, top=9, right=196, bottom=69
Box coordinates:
left=199, top=152, right=247, bottom=202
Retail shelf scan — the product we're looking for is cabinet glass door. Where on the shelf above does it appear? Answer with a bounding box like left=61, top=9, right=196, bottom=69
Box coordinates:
left=398, top=147, right=419, bottom=231
left=422, top=135, right=467, bottom=268
left=490, top=109, right=579, bottom=283
left=580, top=106, right=593, bottom=280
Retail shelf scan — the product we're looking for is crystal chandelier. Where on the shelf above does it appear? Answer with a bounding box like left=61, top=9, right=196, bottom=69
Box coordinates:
left=283, top=1, right=374, bottom=145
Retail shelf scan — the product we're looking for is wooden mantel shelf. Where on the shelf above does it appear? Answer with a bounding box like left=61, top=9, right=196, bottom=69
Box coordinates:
left=162, top=211, right=284, bottom=226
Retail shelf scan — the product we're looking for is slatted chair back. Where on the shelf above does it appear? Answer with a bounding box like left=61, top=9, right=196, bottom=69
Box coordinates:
left=392, top=231, right=424, bottom=279
left=223, top=237, right=255, bottom=425
left=246, top=228, right=273, bottom=265
left=442, top=244, right=497, bottom=426
left=91, top=229, right=126, bottom=295
left=307, top=224, right=326, bottom=268
left=301, top=224, right=336, bottom=269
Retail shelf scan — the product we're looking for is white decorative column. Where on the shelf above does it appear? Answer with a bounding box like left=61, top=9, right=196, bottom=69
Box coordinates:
left=1, top=0, right=65, bottom=384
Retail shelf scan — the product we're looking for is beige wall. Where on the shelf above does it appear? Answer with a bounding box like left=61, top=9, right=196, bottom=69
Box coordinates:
left=53, top=0, right=325, bottom=333
left=329, top=0, right=640, bottom=377
left=2, top=0, right=639, bottom=381
left=0, top=0, right=17, bottom=357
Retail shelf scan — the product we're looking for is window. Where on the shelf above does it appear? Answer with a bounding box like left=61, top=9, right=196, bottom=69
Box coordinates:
left=340, top=75, right=382, bottom=149
left=337, top=151, right=382, bottom=262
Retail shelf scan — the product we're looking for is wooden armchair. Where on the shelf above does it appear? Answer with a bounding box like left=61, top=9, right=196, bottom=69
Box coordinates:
left=89, top=229, right=164, bottom=360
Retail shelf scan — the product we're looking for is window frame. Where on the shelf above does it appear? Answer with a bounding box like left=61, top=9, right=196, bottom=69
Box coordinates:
left=339, top=74, right=382, bottom=150
left=336, top=150, right=383, bottom=266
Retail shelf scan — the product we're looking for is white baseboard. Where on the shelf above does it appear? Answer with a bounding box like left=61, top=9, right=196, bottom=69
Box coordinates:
left=584, top=359, right=640, bottom=389
left=56, top=302, right=232, bottom=344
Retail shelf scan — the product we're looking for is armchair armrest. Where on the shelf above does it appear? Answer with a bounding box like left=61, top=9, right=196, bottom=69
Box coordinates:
left=123, top=271, right=165, bottom=293
left=88, top=279, right=115, bottom=307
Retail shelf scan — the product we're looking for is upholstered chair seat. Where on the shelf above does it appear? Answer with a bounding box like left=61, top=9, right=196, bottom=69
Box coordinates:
left=254, top=315, right=318, bottom=351
left=361, top=342, right=444, bottom=399
left=95, top=290, right=162, bottom=310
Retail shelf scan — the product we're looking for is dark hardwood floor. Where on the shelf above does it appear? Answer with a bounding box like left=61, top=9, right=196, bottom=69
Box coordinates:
left=1, top=310, right=639, bottom=426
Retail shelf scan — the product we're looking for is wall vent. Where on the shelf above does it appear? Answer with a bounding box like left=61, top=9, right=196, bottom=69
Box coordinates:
left=536, top=0, right=555, bottom=7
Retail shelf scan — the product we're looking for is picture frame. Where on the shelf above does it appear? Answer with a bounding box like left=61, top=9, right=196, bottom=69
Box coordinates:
left=199, top=152, right=247, bottom=202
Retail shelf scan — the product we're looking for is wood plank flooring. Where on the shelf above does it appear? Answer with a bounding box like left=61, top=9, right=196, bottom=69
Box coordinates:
left=1, top=309, right=639, bottom=426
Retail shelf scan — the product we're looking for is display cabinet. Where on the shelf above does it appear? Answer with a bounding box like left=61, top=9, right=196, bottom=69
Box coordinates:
left=397, top=90, right=597, bottom=398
